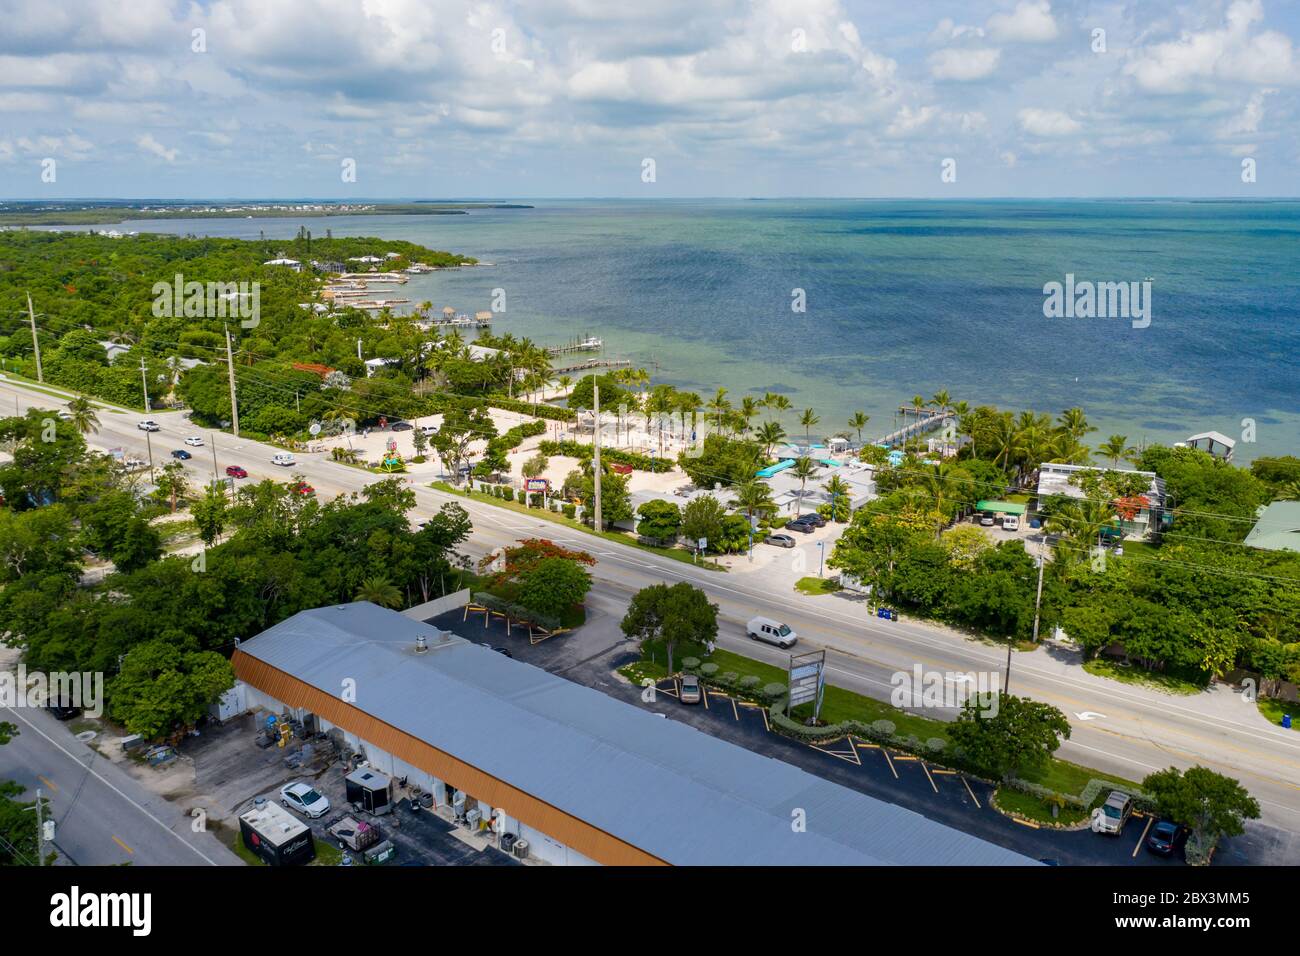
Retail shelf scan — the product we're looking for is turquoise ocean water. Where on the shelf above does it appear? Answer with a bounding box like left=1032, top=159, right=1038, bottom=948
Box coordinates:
left=69, top=199, right=1300, bottom=460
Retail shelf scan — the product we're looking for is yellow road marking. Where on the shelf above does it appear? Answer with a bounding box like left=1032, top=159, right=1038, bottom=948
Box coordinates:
left=1133, top=815, right=1154, bottom=858
left=112, top=836, right=134, bottom=855
left=961, top=775, right=982, bottom=809
left=38, top=775, right=58, bottom=793
left=931, top=768, right=958, bottom=775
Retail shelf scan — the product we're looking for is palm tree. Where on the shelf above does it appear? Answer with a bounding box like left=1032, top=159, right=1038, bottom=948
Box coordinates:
left=930, top=390, right=952, bottom=413
left=791, top=456, right=819, bottom=513
left=558, top=374, right=573, bottom=396
left=822, top=473, right=851, bottom=522
left=733, top=479, right=777, bottom=526
left=799, top=408, right=820, bottom=447
left=763, top=393, right=792, bottom=420
left=848, top=411, right=870, bottom=443
left=356, top=575, right=403, bottom=609
left=756, top=420, right=786, bottom=459
left=1098, top=434, right=1135, bottom=466
left=707, top=387, right=732, bottom=433
left=738, top=397, right=760, bottom=436
left=910, top=394, right=927, bottom=419
left=1059, top=406, right=1096, bottom=442
left=676, top=391, right=701, bottom=445
left=65, top=395, right=100, bottom=435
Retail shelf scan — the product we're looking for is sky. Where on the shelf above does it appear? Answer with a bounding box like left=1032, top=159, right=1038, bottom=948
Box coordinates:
left=1, top=0, right=1297, bottom=199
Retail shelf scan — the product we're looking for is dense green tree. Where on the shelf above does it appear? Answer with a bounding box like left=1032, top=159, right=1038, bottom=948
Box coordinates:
left=950, top=693, right=1071, bottom=778
left=620, top=582, right=719, bottom=674
left=1142, top=766, right=1260, bottom=841
left=515, top=556, right=592, bottom=620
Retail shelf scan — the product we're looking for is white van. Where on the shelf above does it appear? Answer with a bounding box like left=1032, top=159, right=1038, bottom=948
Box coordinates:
left=747, top=616, right=797, bottom=649
left=1001, top=514, right=1020, bottom=531
left=271, top=453, right=296, bottom=467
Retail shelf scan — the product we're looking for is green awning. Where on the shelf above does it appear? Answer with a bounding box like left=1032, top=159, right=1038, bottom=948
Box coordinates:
left=975, top=500, right=1026, bottom=515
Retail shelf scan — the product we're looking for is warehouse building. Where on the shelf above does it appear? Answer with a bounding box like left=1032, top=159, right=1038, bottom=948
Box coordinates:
left=231, top=602, right=1035, bottom=867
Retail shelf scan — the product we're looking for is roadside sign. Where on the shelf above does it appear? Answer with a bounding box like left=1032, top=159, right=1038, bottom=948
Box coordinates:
left=697, top=537, right=707, bottom=551
left=788, top=650, right=826, bottom=718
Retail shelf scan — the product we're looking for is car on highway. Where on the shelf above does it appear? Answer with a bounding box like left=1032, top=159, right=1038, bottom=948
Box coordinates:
left=280, top=781, right=331, bottom=819
left=784, top=518, right=816, bottom=534
left=271, top=453, right=296, bottom=467
left=137, top=420, right=161, bottom=431
left=1145, top=820, right=1188, bottom=856
left=170, top=449, right=192, bottom=460
left=679, top=674, right=702, bottom=705
left=225, top=465, right=248, bottom=479
left=747, top=616, right=797, bottom=648
left=183, top=435, right=204, bottom=447
left=764, top=533, right=797, bottom=548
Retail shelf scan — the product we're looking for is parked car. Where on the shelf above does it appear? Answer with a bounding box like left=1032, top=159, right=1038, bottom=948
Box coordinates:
left=747, top=616, right=797, bottom=648
left=170, top=449, right=192, bottom=460
left=225, top=465, right=248, bottom=479
left=679, top=674, right=702, bottom=705
left=183, top=436, right=204, bottom=447
left=137, top=420, right=160, bottom=432
left=390, top=421, right=413, bottom=431
left=1001, top=514, right=1020, bottom=531
left=46, top=698, right=81, bottom=721
left=1096, top=790, right=1134, bottom=835
left=418, top=424, right=438, bottom=436
left=784, top=518, right=816, bottom=534
left=271, top=453, right=296, bottom=467
left=979, top=513, right=996, bottom=526
left=280, top=781, right=331, bottom=819
left=1145, top=820, right=1188, bottom=856
left=798, top=513, right=827, bottom=527
left=765, top=533, right=797, bottom=548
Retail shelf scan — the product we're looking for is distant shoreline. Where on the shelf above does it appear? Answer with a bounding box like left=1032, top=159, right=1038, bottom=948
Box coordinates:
left=0, top=201, right=533, bottom=227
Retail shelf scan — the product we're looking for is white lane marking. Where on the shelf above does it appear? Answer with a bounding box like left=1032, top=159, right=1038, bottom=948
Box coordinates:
left=3, top=706, right=219, bottom=865
left=1075, top=711, right=1108, bottom=721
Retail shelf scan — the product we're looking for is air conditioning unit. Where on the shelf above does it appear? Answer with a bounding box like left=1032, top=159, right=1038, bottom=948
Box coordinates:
left=465, top=808, right=482, bottom=828
left=513, top=839, right=529, bottom=860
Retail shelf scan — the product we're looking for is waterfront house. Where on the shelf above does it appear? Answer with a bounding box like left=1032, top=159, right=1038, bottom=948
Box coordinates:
left=1035, top=461, right=1167, bottom=539
left=1243, top=501, right=1300, bottom=554
left=1184, top=430, right=1236, bottom=461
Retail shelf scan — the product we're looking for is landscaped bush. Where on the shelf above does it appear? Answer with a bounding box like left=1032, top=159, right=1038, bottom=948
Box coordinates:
left=762, top=682, right=787, bottom=699
left=538, top=440, right=674, bottom=472
left=722, top=671, right=739, bottom=683
left=739, top=675, right=761, bottom=690
left=871, top=719, right=896, bottom=737
left=926, top=737, right=947, bottom=754
left=681, top=657, right=701, bottom=672
left=1185, top=829, right=1217, bottom=866
left=699, top=663, right=719, bottom=677
left=562, top=503, right=576, bottom=519
left=501, top=488, right=514, bottom=502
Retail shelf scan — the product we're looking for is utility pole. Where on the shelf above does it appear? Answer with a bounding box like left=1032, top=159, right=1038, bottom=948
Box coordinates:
left=26, top=293, right=43, bottom=384
left=1009, top=551, right=1047, bottom=695
left=592, top=378, right=602, bottom=533
left=34, top=787, right=44, bottom=866
left=144, top=428, right=155, bottom=481
left=224, top=324, right=239, bottom=437
left=139, top=355, right=151, bottom=412
left=210, top=432, right=219, bottom=488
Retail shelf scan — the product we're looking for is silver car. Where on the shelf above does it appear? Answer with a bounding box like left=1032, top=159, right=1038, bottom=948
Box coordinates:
left=280, top=781, right=331, bottom=819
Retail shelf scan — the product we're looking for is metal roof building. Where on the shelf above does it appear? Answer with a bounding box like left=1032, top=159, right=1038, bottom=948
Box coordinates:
left=1244, top=501, right=1300, bottom=554
left=232, top=602, right=1035, bottom=867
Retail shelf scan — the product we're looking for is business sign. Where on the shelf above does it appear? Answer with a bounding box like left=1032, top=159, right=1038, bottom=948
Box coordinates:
left=697, top=537, right=708, bottom=551
left=788, top=650, right=826, bottom=717
left=525, top=478, right=550, bottom=492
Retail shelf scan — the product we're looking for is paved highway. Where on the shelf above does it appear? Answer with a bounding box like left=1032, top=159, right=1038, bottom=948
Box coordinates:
left=7, top=377, right=1299, bottom=844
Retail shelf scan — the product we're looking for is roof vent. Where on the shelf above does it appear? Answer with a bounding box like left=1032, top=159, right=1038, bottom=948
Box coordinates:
left=414, top=635, right=428, bottom=654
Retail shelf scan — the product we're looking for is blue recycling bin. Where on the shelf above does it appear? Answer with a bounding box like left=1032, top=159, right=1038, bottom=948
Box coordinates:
left=1284, top=713, right=1292, bottom=729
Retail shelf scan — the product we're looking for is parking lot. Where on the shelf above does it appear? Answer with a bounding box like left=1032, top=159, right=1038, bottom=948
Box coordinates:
left=180, top=714, right=518, bottom=867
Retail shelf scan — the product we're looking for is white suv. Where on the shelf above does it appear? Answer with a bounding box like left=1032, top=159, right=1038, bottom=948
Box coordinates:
left=137, top=420, right=161, bottom=432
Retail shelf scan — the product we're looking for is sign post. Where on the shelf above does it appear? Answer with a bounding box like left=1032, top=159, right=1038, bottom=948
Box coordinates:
left=787, top=649, right=826, bottom=723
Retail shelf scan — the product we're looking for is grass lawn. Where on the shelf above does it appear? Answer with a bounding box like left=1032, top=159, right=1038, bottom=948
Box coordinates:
left=1082, top=658, right=1206, bottom=696
left=432, top=481, right=726, bottom=571
left=794, top=576, right=840, bottom=596
left=993, top=787, right=1088, bottom=826
left=1258, top=697, right=1300, bottom=730
left=1017, top=756, right=1141, bottom=796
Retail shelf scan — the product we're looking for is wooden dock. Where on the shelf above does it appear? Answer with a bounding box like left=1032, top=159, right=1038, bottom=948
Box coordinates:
left=875, top=409, right=946, bottom=447
left=552, top=357, right=631, bottom=374
left=546, top=336, right=603, bottom=355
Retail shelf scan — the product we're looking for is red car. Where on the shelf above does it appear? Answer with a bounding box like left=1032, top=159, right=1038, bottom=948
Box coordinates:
left=225, top=465, right=248, bottom=479
left=290, top=481, right=315, bottom=496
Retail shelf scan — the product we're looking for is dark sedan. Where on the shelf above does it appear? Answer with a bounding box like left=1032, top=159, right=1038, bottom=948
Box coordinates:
left=798, top=513, right=827, bottom=527
left=1145, top=821, right=1188, bottom=857
left=784, top=518, right=816, bottom=534
left=170, top=449, right=192, bottom=460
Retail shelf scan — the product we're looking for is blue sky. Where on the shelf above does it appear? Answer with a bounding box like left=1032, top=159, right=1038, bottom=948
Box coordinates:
left=1, top=0, right=1297, bottom=198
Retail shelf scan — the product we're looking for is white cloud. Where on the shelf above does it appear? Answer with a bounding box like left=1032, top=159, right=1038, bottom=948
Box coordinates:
left=1017, top=107, right=1082, bottom=136
left=137, top=133, right=178, bottom=162
left=929, top=48, right=1001, bottom=82
left=1126, top=0, right=1298, bottom=94
left=987, top=1, right=1058, bottom=44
